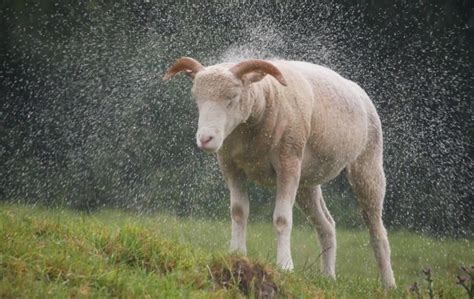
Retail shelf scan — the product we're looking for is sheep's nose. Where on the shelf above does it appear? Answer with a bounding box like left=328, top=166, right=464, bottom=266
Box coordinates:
left=198, top=134, right=214, bottom=148
left=201, top=135, right=214, bottom=144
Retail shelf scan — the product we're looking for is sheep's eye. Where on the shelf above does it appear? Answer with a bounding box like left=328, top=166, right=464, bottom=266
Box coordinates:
left=226, top=96, right=238, bottom=108
left=226, top=99, right=234, bottom=108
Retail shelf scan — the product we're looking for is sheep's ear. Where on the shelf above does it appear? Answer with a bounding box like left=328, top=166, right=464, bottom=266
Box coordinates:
left=242, top=71, right=267, bottom=85
left=183, top=69, right=196, bottom=79
left=230, top=60, right=287, bottom=86
left=163, top=57, right=204, bottom=81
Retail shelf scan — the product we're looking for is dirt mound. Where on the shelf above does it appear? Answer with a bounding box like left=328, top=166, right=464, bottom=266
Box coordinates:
left=210, top=256, right=278, bottom=298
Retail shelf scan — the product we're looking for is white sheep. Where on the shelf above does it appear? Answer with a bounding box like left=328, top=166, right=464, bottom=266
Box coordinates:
left=163, top=57, right=396, bottom=288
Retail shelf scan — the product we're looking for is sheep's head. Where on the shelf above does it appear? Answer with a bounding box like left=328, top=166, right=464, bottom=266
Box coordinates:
left=163, top=57, right=287, bottom=153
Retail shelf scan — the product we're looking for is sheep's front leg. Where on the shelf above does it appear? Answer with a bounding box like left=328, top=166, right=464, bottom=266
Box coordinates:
left=229, top=179, right=249, bottom=254
left=273, top=157, right=301, bottom=271
left=219, top=161, right=249, bottom=255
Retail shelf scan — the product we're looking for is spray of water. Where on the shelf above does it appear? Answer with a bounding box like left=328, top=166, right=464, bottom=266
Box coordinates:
left=1, top=1, right=472, bottom=236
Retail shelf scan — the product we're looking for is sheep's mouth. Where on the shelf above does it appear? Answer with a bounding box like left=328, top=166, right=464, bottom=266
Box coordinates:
left=197, top=140, right=221, bottom=153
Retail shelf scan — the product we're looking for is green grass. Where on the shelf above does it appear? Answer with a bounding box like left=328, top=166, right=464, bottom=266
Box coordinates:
left=0, top=204, right=472, bottom=298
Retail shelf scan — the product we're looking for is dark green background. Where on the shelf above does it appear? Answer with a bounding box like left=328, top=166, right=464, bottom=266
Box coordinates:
left=1, top=0, right=473, bottom=236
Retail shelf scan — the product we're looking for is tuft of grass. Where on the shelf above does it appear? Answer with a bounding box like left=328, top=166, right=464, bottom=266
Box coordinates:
left=210, top=255, right=278, bottom=298
left=0, top=205, right=211, bottom=298
left=0, top=203, right=472, bottom=298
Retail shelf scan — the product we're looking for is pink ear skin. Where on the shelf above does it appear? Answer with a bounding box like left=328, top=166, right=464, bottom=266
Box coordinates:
left=163, top=57, right=204, bottom=81
left=184, top=69, right=195, bottom=79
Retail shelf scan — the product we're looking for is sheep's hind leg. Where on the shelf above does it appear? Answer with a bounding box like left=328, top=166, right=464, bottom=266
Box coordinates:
left=347, top=157, right=396, bottom=289
left=296, top=186, right=336, bottom=279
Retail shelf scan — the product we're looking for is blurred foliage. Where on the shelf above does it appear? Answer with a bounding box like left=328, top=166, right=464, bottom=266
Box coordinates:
left=0, top=0, right=473, bottom=236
